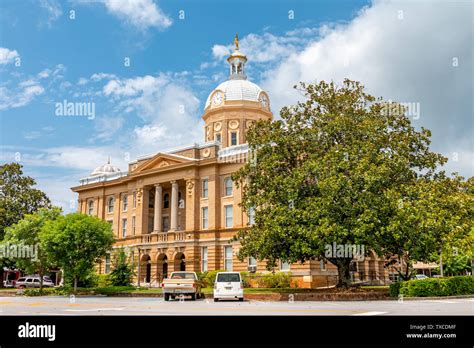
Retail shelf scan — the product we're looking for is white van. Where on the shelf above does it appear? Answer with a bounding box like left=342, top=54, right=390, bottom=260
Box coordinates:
left=213, top=272, right=244, bottom=302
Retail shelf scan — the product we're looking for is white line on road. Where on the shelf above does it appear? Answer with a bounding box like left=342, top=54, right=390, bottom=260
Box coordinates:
left=353, top=311, right=387, bottom=316
left=63, top=308, right=125, bottom=312
left=426, top=300, right=458, bottom=304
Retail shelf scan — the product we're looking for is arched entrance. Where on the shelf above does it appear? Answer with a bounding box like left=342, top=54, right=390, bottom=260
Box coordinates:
left=174, top=252, right=186, bottom=272
left=140, top=254, right=151, bottom=284
left=157, top=254, right=168, bottom=282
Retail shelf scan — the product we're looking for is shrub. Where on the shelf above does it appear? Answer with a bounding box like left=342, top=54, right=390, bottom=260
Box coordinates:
left=109, top=248, right=135, bottom=286
left=198, top=270, right=226, bottom=288
left=389, top=282, right=402, bottom=297
left=395, top=276, right=474, bottom=297
left=256, top=272, right=292, bottom=288
left=97, top=274, right=112, bottom=288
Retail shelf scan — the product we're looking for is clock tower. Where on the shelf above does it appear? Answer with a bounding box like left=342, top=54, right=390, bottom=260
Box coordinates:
left=202, top=34, right=272, bottom=148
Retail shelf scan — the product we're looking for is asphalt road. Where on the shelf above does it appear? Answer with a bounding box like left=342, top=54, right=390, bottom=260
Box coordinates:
left=0, top=296, right=473, bottom=315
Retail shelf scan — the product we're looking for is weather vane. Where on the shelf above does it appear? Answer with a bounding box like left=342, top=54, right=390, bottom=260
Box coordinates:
left=234, top=33, right=239, bottom=50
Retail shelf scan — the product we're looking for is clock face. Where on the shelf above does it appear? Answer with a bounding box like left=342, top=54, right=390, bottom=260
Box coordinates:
left=212, top=92, right=223, bottom=106
left=259, top=94, right=268, bottom=108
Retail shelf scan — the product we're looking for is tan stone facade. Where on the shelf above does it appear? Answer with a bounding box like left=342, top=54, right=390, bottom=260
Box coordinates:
left=71, top=42, right=392, bottom=288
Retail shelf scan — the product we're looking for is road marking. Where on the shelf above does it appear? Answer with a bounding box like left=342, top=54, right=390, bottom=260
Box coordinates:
left=354, top=311, right=387, bottom=316
left=63, top=308, right=125, bottom=312
left=426, top=300, right=457, bottom=304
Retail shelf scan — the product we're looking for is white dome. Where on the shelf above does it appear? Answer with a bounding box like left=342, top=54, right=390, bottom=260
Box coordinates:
left=205, top=79, right=264, bottom=109
left=91, top=162, right=121, bottom=176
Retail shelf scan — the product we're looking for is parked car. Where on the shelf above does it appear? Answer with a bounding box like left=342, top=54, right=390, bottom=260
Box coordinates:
left=213, top=272, right=244, bottom=302
left=14, top=276, right=55, bottom=289
left=2, top=270, right=21, bottom=288
left=161, top=272, right=202, bottom=301
left=414, top=274, right=429, bottom=280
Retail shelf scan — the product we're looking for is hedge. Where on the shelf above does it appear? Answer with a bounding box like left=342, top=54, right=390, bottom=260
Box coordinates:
left=390, top=276, right=474, bottom=297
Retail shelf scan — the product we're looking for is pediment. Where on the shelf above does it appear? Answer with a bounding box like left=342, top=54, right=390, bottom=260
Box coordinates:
left=132, top=153, right=192, bottom=173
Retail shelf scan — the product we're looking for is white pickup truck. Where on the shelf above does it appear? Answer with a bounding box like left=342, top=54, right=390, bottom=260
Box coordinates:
left=161, top=272, right=203, bottom=301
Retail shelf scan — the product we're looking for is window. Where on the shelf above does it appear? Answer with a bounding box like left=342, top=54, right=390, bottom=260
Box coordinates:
left=320, top=259, right=327, bottom=271
left=248, top=206, right=255, bottom=225
left=280, top=261, right=290, bottom=271
left=202, top=247, right=208, bottom=272
left=230, top=132, right=237, bottom=146
left=248, top=256, right=257, bottom=267
left=202, top=207, right=208, bottom=229
left=202, top=178, right=209, bottom=198
left=122, top=194, right=128, bottom=212
left=224, top=246, right=233, bottom=271
left=162, top=216, right=170, bottom=232
left=132, top=216, right=136, bottom=235
left=87, top=200, right=94, bottom=215
left=105, top=255, right=110, bottom=274
left=107, top=197, right=114, bottom=213
left=217, top=273, right=241, bottom=282
left=224, top=205, right=233, bottom=228
left=122, top=219, right=127, bottom=238
left=224, top=177, right=233, bottom=196
left=163, top=193, right=170, bottom=209
left=215, top=133, right=222, bottom=143
left=133, top=191, right=137, bottom=208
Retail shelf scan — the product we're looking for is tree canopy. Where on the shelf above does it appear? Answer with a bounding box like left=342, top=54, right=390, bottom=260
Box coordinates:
left=232, top=79, right=471, bottom=287
left=0, top=163, right=50, bottom=240
left=40, top=213, right=115, bottom=291
left=3, top=207, right=62, bottom=289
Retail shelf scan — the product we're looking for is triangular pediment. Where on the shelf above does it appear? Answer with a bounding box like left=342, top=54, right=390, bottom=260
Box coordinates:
left=132, top=153, right=192, bottom=173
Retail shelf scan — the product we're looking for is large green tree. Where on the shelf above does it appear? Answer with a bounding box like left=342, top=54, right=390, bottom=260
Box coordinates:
left=0, top=163, right=50, bottom=287
left=382, top=174, right=473, bottom=280
left=2, top=207, right=62, bottom=290
left=0, top=163, right=51, bottom=239
left=40, top=213, right=115, bottom=292
left=233, top=79, right=449, bottom=287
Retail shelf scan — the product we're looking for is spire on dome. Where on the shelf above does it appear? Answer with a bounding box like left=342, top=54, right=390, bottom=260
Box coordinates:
left=227, top=33, right=247, bottom=80
left=234, top=33, right=239, bottom=50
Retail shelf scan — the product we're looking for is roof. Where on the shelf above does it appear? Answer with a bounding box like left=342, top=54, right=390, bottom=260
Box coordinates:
left=205, top=79, right=263, bottom=109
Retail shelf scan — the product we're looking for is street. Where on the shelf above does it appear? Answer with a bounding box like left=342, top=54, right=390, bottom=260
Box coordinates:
left=0, top=296, right=472, bottom=316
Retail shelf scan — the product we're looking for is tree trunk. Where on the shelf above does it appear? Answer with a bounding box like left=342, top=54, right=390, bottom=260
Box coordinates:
left=74, top=277, right=78, bottom=293
left=329, top=258, right=352, bottom=288
left=39, top=269, right=44, bottom=292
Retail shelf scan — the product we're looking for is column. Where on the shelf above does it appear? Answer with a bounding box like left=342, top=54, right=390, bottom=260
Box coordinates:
left=153, top=184, right=162, bottom=232
left=170, top=180, right=179, bottom=231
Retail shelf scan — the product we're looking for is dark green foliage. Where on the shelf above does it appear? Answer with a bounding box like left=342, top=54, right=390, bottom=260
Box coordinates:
left=392, top=276, right=474, bottom=297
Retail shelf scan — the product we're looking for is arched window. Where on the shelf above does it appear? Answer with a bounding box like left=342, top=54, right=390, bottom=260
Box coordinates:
left=87, top=200, right=94, bottom=215
left=163, top=193, right=170, bottom=209
left=107, top=197, right=114, bottom=213
left=224, top=177, right=233, bottom=196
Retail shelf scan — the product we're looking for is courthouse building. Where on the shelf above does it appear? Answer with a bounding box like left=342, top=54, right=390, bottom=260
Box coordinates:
left=71, top=38, right=389, bottom=288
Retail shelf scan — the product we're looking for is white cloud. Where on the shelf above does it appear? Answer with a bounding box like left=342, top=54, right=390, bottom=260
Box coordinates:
left=253, top=0, right=472, bottom=177
left=0, top=145, right=128, bottom=173
left=101, top=0, right=172, bottom=30
left=0, top=47, right=19, bottom=65
left=39, top=0, right=62, bottom=27
left=94, top=115, right=125, bottom=141
left=103, top=73, right=203, bottom=149
left=211, top=45, right=230, bottom=60
left=0, top=83, right=45, bottom=110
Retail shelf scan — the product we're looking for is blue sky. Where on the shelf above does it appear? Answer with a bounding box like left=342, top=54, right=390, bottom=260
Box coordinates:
left=0, top=0, right=472, bottom=212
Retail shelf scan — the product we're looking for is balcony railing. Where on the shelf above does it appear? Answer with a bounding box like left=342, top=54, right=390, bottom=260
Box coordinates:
left=135, top=231, right=188, bottom=245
